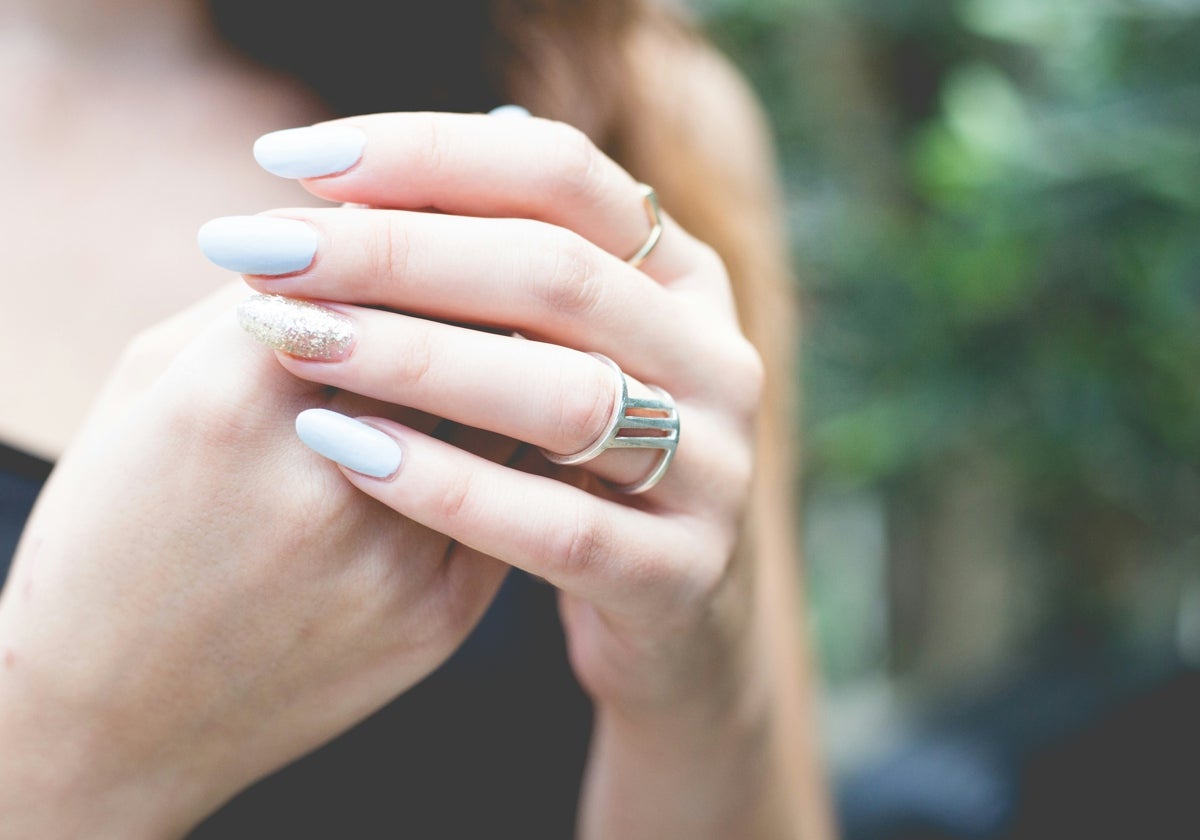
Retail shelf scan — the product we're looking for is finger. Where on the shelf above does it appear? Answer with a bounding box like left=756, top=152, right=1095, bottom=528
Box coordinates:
left=140, top=289, right=441, bottom=439
left=239, top=295, right=668, bottom=490
left=87, top=281, right=257, bottom=432
left=199, top=208, right=734, bottom=389
left=292, top=409, right=712, bottom=618
left=251, top=113, right=700, bottom=281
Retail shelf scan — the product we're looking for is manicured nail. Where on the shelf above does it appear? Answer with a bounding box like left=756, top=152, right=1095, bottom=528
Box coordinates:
left=488, top=104, right=531, bottom=119
left=237, top=294, right=355, bottom=361
left=295, top=409, right=402, bottom=478
left=253, top=125, right=366, bottom=178
left=198, top=216, right=318, bottom=276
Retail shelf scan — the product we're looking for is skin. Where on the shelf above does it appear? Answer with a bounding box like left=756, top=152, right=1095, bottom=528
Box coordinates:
left=249, top=111, right=766, bottom=713
left=0, top=286, right=514, bottom=835
left=0, top=2, right=829, bottom=837
left=0, top=0, right=328, bottom=457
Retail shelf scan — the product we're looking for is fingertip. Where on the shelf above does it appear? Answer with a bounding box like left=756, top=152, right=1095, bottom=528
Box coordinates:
left=295, top=408, right=403, bottom=479
left=253, top=125, right=367, bottom=179
left=198, top=216, right=319, bottom=276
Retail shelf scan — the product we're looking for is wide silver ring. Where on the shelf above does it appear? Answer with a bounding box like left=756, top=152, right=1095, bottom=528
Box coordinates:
left=625, top=184, right=663, bottom=269
left=541, top=353, right=679, bottom=495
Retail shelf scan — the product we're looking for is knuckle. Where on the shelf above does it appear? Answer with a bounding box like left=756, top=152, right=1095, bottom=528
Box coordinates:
left=416, top=114, right=451, bottom=176
left=537, top=231, right=603, bottom=319
left=722, top=337, right=766, bottom=416
left=679, top=525, right=736, bottom=606
left=723, top=443, right=758, bottom=506
left=430, top=470, right=475, bottom=522
left=736, top=339, right=767, bottom=400
left=367, top=216, right=412, bottom=281
left=388, top=324, right=436, bottom=389
left=158, top=335, right=292, bottom=451
left=549, top=508, right=610, bottom=581
left=698, top=551, right=736, bottom=606
left=429, top=558, right=493, bottom=640
left=546, top=122, right=603, bottom=203
left=162, top=387, right=265, bottom=454
left=557, top=360, right=617, bottom=446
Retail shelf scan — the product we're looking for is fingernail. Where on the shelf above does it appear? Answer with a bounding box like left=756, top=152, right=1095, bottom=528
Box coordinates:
left=295, top=409, right=402, bottom=478
left=488, top=104, right=532, bottom=119
left=198, top=216, right=318, bottom=276
left=237, top=294, right=355, bottom=361
left=253, top=125, right=366, bottom=178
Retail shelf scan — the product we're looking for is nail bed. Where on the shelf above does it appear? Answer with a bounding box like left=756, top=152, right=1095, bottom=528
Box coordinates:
left=198, top=216, right=318, bottom=276
left=295, top=409, right=402, bottom=479
left=254, top=125, right=366, bottom=179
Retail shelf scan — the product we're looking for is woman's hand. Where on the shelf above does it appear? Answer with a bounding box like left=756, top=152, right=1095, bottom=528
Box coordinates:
left=208, top=112, right=783, bottom=837
left=0, top=284, right=511, bottom=838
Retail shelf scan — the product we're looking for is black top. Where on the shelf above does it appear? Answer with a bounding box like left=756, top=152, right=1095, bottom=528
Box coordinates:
left=0, top=441, right=52, bottom=563
left=0, top=441, right=593, bottom=838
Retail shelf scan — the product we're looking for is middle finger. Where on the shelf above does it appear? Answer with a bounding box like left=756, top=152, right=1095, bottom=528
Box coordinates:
left=199, top=208, right=732, bottom=393
left=237, top=294, right=687, bottom=492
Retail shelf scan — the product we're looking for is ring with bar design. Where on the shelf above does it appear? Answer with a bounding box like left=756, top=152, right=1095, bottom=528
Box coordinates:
left=542, top=353, right=679, bottom=495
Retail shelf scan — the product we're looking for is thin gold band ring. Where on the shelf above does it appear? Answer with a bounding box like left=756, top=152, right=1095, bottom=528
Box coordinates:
left=625, top=184, right=663, bottom=268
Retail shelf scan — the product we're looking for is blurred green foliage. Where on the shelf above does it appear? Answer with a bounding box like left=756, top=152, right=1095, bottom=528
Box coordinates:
left=701, top=0, right=1200, bottom=687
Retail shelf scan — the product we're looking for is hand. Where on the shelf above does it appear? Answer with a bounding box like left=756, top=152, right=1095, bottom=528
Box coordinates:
left=0, top=284, right=510, bottom=837
left=217, top=111, right=789, bottom=838
left=217, top=113, right=767, bottom=722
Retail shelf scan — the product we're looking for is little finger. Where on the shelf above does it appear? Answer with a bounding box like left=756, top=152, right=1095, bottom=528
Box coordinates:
left=291, top=409, right=715, bottom=619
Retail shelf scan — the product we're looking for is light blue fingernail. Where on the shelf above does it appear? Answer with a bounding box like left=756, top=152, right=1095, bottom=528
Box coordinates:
left=197, top=216, right=318, bottom=276
left=253, top=125, right=366, bottom=179
left=296, top=409, right=403, bottom=479
left=488, top=104, right=532, bottom=119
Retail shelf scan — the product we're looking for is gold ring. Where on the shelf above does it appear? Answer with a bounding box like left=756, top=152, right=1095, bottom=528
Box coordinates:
left=625, top=184, right=663, bottom=268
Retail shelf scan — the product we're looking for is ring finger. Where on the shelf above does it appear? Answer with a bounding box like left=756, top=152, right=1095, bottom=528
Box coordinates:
left=237, top=294, right=696, bottom=497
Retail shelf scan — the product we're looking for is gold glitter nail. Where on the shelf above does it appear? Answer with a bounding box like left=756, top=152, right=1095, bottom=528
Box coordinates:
left=237, top=294, right=355, bottom=361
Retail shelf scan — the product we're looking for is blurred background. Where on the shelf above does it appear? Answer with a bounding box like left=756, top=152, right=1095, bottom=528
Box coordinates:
left=697, top=0, right=1200, bottom=837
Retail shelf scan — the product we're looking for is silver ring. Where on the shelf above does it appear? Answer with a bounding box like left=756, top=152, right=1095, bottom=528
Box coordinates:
left=625, top=184, right=663, bottom=268
left=541, top=353, right=679, bottom=495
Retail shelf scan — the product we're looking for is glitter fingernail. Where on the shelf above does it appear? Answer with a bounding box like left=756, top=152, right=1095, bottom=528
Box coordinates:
left=237, top=294, right=355, bottom=361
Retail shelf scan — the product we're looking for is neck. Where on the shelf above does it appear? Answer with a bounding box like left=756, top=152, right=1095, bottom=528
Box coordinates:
left=1, top=0, right=217, bottom=66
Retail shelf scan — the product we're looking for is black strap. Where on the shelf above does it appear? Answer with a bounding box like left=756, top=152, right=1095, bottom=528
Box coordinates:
left=0, top=440, right=54, bottom=483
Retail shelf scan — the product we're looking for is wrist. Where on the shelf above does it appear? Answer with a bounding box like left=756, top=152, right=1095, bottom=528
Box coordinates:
left=580, top=697, right=788, bottom=840
left=578, top=599, right=803, bottom=839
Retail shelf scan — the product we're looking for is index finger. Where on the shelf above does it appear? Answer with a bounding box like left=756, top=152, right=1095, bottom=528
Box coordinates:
left=252, top=113, right=700, bottom=282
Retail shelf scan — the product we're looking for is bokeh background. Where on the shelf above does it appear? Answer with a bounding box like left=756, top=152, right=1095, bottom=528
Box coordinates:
left=697, top=0, right=1200, bottom=837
